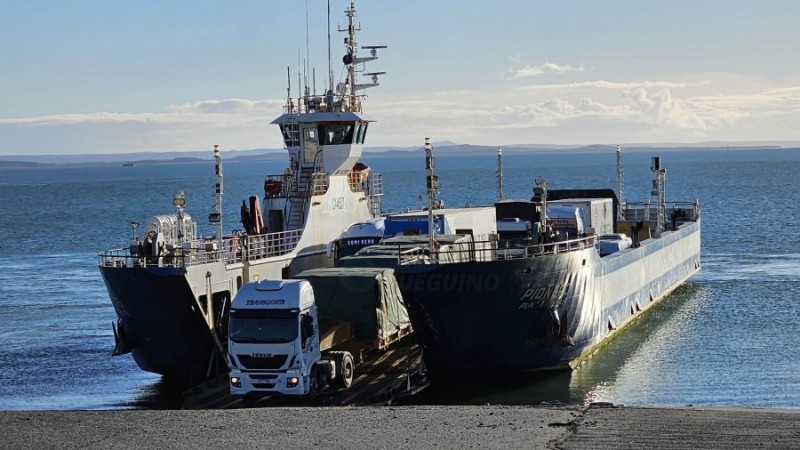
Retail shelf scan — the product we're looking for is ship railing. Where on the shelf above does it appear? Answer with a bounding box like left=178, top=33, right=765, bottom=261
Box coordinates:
left=396, top=235, right=598, bottom=266
left=239, top=228, right=303, bottom=261
left=348, top=171, right=368, bottom=192
left=623, top=201, right=700, bottom=224
left=97, top=238, right=226, bottom=269
left=311, top=173, right=329, bottom=196
left=282, top=91, right=365, bottom=115
left=397, top=247, right=432, bottom=265
left=98, top=228, right=305, bottom=268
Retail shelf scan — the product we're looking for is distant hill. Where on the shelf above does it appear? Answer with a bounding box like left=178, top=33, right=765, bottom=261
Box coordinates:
left=1, top=140, right=798, bottom=167
left=0, top=160, right=44, bottom=168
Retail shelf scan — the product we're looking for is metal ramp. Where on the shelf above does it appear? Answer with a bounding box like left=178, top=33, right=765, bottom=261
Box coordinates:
left=180, top=341, right=427, bottom=409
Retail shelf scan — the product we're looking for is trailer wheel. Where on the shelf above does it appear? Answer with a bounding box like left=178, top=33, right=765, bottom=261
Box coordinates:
left=334, top=352, right=355, bottom=389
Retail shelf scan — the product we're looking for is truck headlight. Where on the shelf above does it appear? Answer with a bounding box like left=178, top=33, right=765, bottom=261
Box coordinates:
left=287, top=376, right=299, bottom=388
left=230, top=376, right=242, bottom=388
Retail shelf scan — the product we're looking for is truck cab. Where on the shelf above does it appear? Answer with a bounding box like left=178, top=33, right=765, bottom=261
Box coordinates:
left=546, top=205, right=588, bottom=240
left=496, top=217, right=533, bottom=259
left=228, top=280, right=322, bottom=397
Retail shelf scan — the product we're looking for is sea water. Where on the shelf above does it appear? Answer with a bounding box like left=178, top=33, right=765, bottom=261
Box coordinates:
left=1, top=148, right=799, bottom=409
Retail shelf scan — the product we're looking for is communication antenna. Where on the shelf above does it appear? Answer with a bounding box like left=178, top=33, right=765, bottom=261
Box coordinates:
left=297, top=51, right=302, bottom=101
left=286, top=66, right=291, bottom=99
left=209, top=145, right=224, bottom=250
left=305, top=0, right=310, bottom=95
left=327, top=0, right=333, bottom=91
left=616, top=144, right=624, bottom=220
left=425, top=138, right=438, bottom=262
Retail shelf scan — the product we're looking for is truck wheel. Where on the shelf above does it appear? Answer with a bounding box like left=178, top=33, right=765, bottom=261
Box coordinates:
left=335, top=352, right=355, bottom=389
left=341, top=352, right=355, bottom=388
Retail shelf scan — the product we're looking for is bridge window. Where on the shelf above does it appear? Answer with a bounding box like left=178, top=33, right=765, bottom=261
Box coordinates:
left=280, top=124, right=300, bottom=147
left=357, top=122, right=368, bottom=144
left=318, top=123, right=355, bottom=145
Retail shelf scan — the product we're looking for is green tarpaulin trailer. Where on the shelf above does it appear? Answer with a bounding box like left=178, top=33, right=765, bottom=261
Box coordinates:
left=295, top=267, right=412, bottom=350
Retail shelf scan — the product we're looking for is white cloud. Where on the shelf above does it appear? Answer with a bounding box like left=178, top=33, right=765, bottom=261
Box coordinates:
left=0, top=98, right=289, bottom=154
left=510, top=61, right=585, bottom=79
left=3, top=75, right=800, bottom=155
left=0, top=99, right=286, bottom=128
left=517, top=80, right=689, bottom=92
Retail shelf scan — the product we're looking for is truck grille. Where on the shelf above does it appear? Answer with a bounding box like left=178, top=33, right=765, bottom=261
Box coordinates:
left=237, top=354, right=288, bottom=370
left=249, top=373, right=279, bottom=389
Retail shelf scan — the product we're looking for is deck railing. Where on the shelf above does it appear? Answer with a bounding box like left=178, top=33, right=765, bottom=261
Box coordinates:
left=622, top=201, right=700, bottom=223
left=98, top=228, right=305, bottom=269
left=396, top=235, right=597, bottom=266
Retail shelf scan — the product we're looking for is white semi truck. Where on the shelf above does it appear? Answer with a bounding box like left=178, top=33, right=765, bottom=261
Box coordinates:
left=228, top=268, right=412, bottom=399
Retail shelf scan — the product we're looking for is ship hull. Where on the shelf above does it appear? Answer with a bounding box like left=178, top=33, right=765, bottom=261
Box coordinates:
left=99, top=265, right=220, bottom=383
left=99, top=251, right=332, bottom=384
left=394, top=220, right=701, bottom=380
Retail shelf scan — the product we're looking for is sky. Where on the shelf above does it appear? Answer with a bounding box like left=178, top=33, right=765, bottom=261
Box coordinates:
left=2, top=0, right=800, bottom=156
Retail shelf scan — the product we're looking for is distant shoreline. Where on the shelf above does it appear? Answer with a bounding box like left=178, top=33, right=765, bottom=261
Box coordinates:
left=1, top=145, right=797, bottom=169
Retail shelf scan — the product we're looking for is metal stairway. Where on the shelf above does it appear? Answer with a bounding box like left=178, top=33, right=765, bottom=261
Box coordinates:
left=286, top=166, right=313, bottom=230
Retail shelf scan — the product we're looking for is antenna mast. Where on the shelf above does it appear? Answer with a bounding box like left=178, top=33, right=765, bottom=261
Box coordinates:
left=338, top=2, right=386, bottom=111
left=425, top=138, right=438, bottom=262
left=210, top=145, right=224, bottom=250
left=305, top=0, right=310, bottom=96
left=497, top=148, right=504, bottom=201
left=327, top=0, right=333, bottom=91
left=616, top=144, right=624, bottom=220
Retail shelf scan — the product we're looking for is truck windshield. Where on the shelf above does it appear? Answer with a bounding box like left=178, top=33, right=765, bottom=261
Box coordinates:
left=229, top=309, right=299, bottom=344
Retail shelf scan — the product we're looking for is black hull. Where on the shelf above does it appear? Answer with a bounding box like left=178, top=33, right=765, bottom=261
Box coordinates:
left=395, top=221, right=701, bottom=381
left=99, top=265, right=224, bottom=385
left=395, top=251, right=592, bottom=380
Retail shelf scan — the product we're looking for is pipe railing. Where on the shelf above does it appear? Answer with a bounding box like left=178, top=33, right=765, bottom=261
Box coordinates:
left=98, top=228, right=305, bottom=269
left=395, top=235, right=598, bottom=266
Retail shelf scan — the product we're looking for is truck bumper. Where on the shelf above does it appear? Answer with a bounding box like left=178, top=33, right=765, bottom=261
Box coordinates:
left=229, top=368, right=308, bottom=396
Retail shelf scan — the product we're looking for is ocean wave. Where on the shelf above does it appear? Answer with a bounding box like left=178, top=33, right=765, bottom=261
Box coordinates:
left=695, top=253, right=800, bottom=283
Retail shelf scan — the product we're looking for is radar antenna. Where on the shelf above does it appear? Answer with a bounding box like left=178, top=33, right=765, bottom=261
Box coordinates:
left=338, top=2, right=387, bottom=111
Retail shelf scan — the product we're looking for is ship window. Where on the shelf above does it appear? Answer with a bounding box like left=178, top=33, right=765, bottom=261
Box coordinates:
left=357, top=122, right=368, bottom=144
left=318, top=123, right=354, bottom=145
left=280, top=124, right=300, bottom=148
left=303, top=128, right=318, bottom=162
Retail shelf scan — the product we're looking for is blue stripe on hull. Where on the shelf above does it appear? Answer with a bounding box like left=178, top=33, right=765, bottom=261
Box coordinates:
left=395, top=221, right=701, bottom=379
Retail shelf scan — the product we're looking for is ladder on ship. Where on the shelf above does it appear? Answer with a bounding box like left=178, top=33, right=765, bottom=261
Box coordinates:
left=286, top=166, right=313, bottom=230
left=370, top=173, right=384, bottom=216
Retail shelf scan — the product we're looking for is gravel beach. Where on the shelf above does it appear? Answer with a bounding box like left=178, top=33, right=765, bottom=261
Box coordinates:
left=2, top=404, right=799, bottom=449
